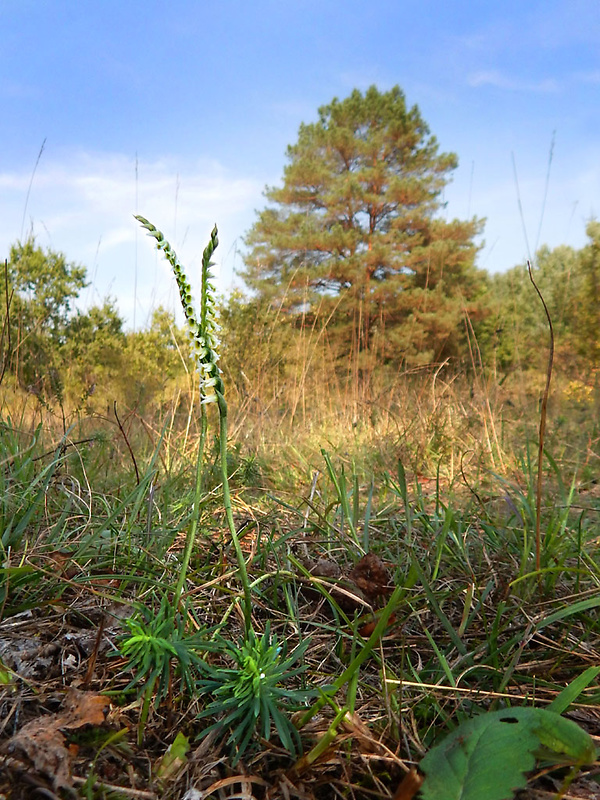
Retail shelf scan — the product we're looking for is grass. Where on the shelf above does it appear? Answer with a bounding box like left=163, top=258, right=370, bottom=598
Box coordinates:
left=1, top=232, right=599, bottom=797
left=0, top=383, right=599, bottom=798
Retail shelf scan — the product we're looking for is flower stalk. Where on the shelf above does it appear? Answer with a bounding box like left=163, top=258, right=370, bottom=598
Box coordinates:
left=135, top=216, right=252, bottom=626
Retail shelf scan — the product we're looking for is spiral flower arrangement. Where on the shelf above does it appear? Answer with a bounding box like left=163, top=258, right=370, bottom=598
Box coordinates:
left=135, top=215, right=223, bottom=405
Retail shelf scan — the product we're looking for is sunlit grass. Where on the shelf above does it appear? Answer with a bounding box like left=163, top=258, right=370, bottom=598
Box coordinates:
left=0, top=347, right=599, bottom=797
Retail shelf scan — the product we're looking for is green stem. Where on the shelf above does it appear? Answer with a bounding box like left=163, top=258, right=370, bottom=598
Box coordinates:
left=299, top=705, right=347, bottom=767
left=138, top=674, right=157, bottom=746
left=174, top=405, right=207, bottom=605
left=217, top=391, right=253, bottom=630
left=296, top=581, right=406, bottom=729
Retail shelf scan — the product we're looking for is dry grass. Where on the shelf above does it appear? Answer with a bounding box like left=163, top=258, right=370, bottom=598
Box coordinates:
left=0, top=368, right=599, bottom=799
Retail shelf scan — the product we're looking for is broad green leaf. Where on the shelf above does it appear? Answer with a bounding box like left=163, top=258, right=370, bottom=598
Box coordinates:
left=420, top=707, right=596, bottom=800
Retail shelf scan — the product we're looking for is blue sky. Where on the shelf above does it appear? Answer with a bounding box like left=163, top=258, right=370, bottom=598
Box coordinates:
left=1, top=0, right=599, bottom=327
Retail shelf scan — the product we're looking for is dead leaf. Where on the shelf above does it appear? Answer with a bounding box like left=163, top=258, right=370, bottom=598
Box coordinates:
left=340, top=711, right=384, bottom=754
left=348, top=553, right=393, bottom=605
left=358, top=612, right=397, bottom=638
left=8, top=720, right=73, bottom=789
left=310, top=558, right=342, bottom=579
left=7, top=688, right=109, bottom=789
left=392, top=768, right=424, bottom=800
left=60, top=688, right=109, bottom=728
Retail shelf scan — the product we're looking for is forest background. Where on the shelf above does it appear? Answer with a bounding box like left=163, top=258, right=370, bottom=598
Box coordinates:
left=1, top=83, right=600, bottom=800
left=2, top=84, right=599, bottom=489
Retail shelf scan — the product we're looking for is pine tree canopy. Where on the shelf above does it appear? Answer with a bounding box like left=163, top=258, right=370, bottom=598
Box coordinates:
left=242, top=85, right=487, bottom=367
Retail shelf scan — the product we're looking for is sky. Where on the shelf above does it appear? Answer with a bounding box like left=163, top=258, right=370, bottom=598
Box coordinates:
left=1, top=0, right=599, bottom=328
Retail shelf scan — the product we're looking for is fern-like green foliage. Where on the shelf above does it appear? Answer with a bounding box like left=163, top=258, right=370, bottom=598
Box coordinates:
left=133, top=216, right=306, bottom=764
left=134, top=215, right=222, bottom=404
left=120, top=595, right=207, bottom=703
left=195, top=625, right=311, bottom=764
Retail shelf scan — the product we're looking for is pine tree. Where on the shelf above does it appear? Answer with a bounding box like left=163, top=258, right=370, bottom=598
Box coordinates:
left=242, top=86, right=486, bottom=373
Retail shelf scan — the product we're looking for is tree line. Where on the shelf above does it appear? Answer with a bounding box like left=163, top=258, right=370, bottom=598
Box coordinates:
left=2, top=86, right=599, bottom=416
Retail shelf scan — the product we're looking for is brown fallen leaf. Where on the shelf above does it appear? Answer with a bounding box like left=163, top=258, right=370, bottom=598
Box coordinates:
left=8, top=721, right=73, bottom=789
left=7, top=687, right=109, bottom=789
left=347, top=553, right=393, bottom=605
left=392, top=768, right=424, bottom=800
left=392, top=769, right=424, bottom=800
left=358, top=612, right=397, bottom=638
left=59, top=687, right=109, bottom=727
left=340, top=711, right=386, bottom=754
left=310, top=558, right=342, bottom=579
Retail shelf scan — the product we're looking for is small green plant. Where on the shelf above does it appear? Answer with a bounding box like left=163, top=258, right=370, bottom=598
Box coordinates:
left=133, top=216, right=309, bottom=760
left=195, top=624, right=310, bottom=764
left=135, top=215, right=251, bottom=623
left=119, top=595, right=207, bottom=742
left=120, top=598, right=205, bottom=700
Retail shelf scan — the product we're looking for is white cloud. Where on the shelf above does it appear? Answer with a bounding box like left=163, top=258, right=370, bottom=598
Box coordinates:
left=573, top=70, right=600, bottom=84
left=467, top=70, right=560, bottom=93
left=1, top=142, right=597, bottom=331
left=0, top=150, right=263, bottom=327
